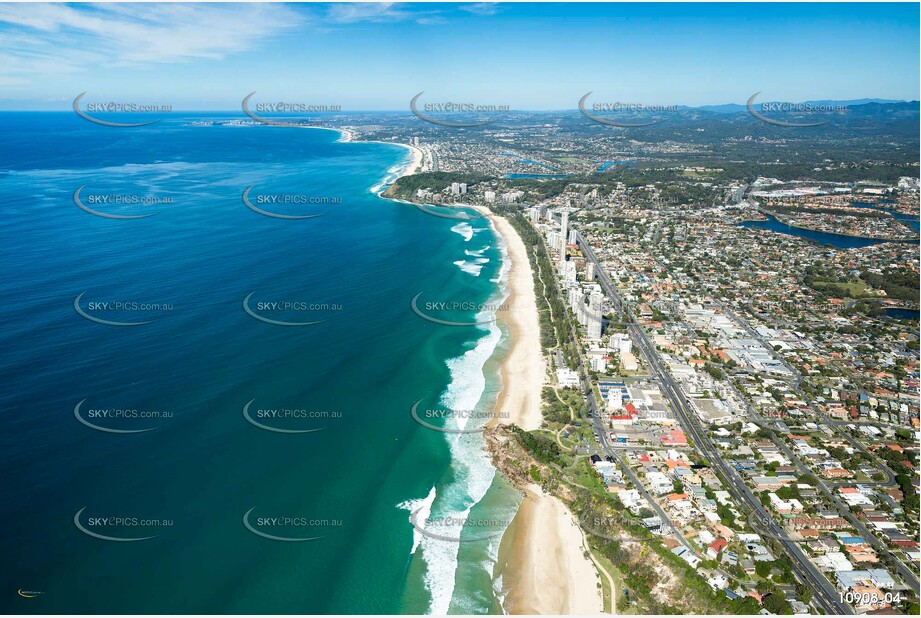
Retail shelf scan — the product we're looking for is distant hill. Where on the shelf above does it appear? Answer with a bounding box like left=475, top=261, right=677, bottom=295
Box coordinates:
left=695, top=99, right=911, bottom=114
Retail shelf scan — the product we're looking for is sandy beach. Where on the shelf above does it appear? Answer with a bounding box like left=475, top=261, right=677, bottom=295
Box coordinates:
left=473, top=206, right=601, bottom=614
left=330, top=126, right=424, bottom=179
left=471, top=206, right=544, bottom=432
left=496, top=484, right=604, bottom=615
left=400, top=143, right=424, bottom=177
left=336, top=130, right=595, bottom=614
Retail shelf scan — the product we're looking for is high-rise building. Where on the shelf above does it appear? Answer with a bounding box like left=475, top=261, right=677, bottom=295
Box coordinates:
left=610, top=333, right=633, bottom=355
left=606, top=388, right=623, bottom=411
left=559, top=210, right=569, bottom=267
left=586, top=262, right=595, bottom=281
left=563, top=260, right=577, bottom=283
left=484, top=191, right=496, bottom=203
left=587, top=289, right=603, bottom=339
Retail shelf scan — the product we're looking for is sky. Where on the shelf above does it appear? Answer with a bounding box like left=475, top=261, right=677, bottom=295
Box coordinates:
left=0, top=2, right=918, bottom=110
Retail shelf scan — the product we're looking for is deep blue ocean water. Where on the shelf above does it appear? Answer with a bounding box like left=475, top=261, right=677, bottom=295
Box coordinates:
left=0, top=113, right=517, bottom=614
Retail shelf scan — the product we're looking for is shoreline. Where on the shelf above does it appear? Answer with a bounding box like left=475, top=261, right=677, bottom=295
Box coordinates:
left=360, top=140, right=597, bottom=614
left=329, top=125, right=424, bottom=182
left=495, top=484, right=604, bottom=615
left=470, top=206, right=602, bottom=615
left=469, top=205, right=544, bottom=433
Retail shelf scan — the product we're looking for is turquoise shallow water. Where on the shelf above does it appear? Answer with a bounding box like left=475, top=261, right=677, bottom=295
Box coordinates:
left=0, top=113, right=518, bottom=614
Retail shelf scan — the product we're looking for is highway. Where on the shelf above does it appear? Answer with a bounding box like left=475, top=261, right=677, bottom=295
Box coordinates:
left=544, top=246, right=696, bottom=555
left=575, top=229, right=854, bottom=614
left=718, top=302, right=919, bottom=593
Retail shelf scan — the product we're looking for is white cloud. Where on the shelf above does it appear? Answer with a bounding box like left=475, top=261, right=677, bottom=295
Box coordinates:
left=459, top=3, right=499, bottom=17
left=0, top=1, right=464, bottom=94
left=324, top=2, right=404, bottom=24
left=0, top=2, right=304, bottom=76
left=324, top=2, right=445, bottom=26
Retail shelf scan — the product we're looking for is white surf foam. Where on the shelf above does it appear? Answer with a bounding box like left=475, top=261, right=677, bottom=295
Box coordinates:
left=453, top=257, right=490, bottom=277
left=397, top=485, right=437, bottom=556
left=450, top=222, right=474, bottom=242
left=408, top=307, right=504, bottom=615
left=398, top=228, right=516, bottom=614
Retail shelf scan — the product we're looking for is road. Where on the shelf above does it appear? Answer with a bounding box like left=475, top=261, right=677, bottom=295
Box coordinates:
left=719, top=303, right=919, bottom=593
left=545, top=251, right=697, bottom=556
left=575, top=229, right=854, bottom=615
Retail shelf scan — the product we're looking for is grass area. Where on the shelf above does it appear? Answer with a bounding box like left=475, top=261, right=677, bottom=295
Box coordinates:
left=568, top=456, right=610, bottom=497
left=561, top=422, right=595, bottom=451
left=809, top=279, right=868, bottom=296
left=592, top=549, right=620, bottom=614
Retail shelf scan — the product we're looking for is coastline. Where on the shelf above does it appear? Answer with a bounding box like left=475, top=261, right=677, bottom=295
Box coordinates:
left=470, top=205, right=544, bottom=433
left=469, top=205, right=601, bottom=615
left=330, top=125, right=424, bottom=181
left=370, top=153, right=598, bottom=614
left=495, top=484, right=604, bottom=615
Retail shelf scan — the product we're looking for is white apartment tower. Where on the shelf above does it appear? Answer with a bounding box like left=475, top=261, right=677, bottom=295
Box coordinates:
left=559, top=210, right=569, bottom=267
left=587, top=289, right=603, bottom=339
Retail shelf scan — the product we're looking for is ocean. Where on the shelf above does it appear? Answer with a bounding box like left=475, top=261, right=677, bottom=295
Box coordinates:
left=0, top=113, right=520, bottom=614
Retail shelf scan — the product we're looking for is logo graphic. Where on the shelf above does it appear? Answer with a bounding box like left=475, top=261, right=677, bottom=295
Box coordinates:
left=408, top=507, right=509, bottom=543
left=72, top=93, right=160, bottom=128
left=578, top=509, right=674, bottom=542
left=744, top=507, right=796, bottom=541
left=410, top=292, right=498, bottom=327
left=73, top=508, right=159, bottom=542
left=242, top=508, right=328, bottom=542
left=242, top=292, right=326, bottom=326
left=578, top=92, right=662, bottom=128
left=409, top=401, right=494, bottom=434
left=242, top=400, right=327, bottom=434
left=73, top=185, right=158, bottom=219
left=243, top=292, right=326, bottom=326
left=410, top=92, right=493, bottom=128
left=241, top=186, right=324, bottom=220
left=73, top=292, right=156, bottom=327
left=746, top=92, right=829, bottom=128
left=73, top=399, right=158, bottom=434
left=242, top=92, right=315, bottom=128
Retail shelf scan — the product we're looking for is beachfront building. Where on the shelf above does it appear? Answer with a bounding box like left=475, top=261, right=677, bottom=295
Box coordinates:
left=587, top=290, right=603, bottom=339
left=557, top=367, right=581, bottom=388
left=559, top=209, right=568, bottom=268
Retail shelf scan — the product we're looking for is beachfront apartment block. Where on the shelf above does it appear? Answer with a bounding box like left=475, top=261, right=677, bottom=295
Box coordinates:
left=556, top=367, right=580, bottom=388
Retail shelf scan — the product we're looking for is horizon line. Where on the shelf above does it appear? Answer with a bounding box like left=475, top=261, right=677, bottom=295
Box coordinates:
left=2, top=98, right=918, bottom=115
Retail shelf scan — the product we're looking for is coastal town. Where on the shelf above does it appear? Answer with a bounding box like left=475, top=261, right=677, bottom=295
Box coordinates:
left=384, top=107, right=920, bottom=615
left=3, top=2, right=919, bottom=617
